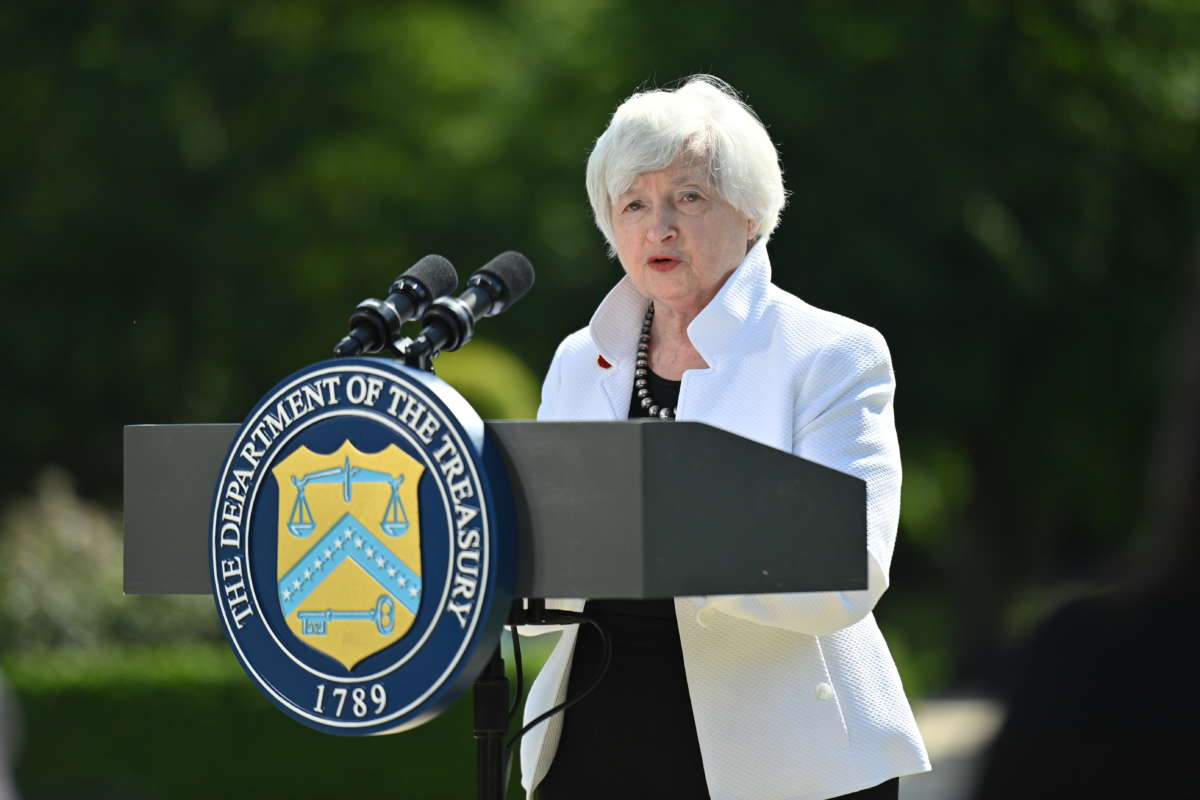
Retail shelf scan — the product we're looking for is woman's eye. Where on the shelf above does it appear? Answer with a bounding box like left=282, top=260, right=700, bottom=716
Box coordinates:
left=623, top=200, right=643, bottom=212
left=680, top=191, right=702, bottom=203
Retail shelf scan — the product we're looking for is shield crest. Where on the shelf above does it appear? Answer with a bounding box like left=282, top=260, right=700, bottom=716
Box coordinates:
left=272, top=440, right=424, bottom=670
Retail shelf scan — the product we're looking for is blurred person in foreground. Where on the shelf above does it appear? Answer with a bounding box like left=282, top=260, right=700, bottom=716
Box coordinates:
left=972, top=249, right=1200, bottom=798
left=520, top=76, right=930, bottom=799
left=0, top=671, right=18, bottom=800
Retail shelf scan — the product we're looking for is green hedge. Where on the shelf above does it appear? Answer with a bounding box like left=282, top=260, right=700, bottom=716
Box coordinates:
left=4, top=643, right=541, bottom=799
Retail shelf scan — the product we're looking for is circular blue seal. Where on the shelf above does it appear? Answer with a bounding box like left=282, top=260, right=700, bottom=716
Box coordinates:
left=209, top=358, right=515, bottom=735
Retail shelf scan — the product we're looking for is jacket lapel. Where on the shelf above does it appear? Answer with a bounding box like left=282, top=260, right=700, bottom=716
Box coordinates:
left=597, top=360, right=633, bottom=420
left=587, top=272, right=647, bottom=420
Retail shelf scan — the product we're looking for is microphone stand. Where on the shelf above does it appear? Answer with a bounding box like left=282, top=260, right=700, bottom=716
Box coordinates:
left=474, top=600, right=552, bottom=800
left=394, top=336, right=438, bottom=372
left=473, top=607, right=516, bottom=800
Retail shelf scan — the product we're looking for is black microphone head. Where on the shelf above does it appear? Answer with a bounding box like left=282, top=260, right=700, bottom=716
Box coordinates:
left=477, top=251, right=535, bottom=307
left=401, top=254, right=458, bottom=298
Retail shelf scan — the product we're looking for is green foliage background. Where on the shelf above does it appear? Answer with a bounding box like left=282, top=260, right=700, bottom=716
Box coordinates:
left=3, top=643, right=532, bottom=798
left=2, top=0, right=1199, bottom=795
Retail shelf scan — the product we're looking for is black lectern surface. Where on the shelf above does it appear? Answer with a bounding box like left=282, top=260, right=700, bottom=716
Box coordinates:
left=124, top=421, right=866, bottom=598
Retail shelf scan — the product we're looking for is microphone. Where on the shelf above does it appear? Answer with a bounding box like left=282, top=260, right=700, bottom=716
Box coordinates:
left=333, top=255, right=458, bottom=356
left=397, top=251, right=536, bottom=369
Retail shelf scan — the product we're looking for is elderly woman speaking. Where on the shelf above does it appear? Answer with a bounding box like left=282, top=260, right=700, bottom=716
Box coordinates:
left=522, top=76, right=930, bottom=800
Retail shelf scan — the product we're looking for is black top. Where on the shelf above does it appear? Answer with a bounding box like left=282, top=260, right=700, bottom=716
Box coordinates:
left=625, top=368, right=682, bottom=419
left=538, top=370, right=710, bottom=798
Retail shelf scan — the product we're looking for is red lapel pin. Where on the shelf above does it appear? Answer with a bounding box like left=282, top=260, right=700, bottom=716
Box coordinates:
left=597, top=355, right=612, bottom=369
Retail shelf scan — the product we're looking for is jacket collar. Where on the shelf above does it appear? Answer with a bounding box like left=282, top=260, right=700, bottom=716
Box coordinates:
left=588, top=238, right=773, bottom=368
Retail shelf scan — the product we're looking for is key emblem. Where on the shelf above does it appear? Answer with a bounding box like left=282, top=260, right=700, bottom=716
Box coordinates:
left=297, top=594, right=396, bottom=636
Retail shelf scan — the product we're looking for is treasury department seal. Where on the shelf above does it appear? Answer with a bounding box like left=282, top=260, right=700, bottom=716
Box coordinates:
left=209, top=357, right=515, bottom=735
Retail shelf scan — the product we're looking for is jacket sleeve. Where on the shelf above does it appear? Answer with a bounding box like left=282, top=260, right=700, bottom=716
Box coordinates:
left=697, top=326, right=901, bottom=636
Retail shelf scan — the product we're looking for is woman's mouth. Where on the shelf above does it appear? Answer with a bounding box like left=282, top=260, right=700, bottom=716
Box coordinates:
left=647, top=256, right=681, bottom=272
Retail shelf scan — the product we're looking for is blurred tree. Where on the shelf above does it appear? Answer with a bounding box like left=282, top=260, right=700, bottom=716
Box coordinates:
left=0, top=468, right=215, bottom=652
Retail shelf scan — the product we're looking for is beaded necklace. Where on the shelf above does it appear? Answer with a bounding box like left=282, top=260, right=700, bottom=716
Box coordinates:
left=634, top=304, right=676, bottom=420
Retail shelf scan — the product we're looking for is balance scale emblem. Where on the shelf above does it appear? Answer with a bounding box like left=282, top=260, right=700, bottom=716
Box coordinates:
left=272, top=439, right=425, bottom=670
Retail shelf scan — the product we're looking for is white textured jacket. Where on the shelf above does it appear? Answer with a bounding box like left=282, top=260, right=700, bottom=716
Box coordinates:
left=521, top=240, right=930, bottom=799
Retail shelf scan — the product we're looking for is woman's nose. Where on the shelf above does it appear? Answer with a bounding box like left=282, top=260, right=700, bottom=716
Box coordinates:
left=647, top=208, right=678, bottom=242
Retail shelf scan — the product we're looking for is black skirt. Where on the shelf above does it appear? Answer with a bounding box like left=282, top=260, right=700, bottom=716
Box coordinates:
left=535, top=598, right=710, bottom=799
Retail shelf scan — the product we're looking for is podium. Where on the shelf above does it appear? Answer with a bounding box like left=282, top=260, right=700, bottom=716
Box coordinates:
left=123, top=420, right=867, bottom=798
left=124, top=421, right=867, bottom=598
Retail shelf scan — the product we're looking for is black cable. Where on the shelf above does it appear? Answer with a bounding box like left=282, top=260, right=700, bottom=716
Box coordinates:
left=503, top=611, right=612, bottom=753
left=507, top=623, right=524, bottom=722
left=502, top=608, right=528, bottom=792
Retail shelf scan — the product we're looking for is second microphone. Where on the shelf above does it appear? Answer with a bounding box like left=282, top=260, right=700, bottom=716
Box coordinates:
left=396, top=251, right=536, bottom=370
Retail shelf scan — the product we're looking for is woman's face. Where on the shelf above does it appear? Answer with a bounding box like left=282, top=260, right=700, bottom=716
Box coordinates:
left=610, top=155, right=755, bottom=317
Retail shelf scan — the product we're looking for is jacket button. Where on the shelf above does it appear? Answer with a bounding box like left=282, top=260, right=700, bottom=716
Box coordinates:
left=815, top=682, right=834, bottom=701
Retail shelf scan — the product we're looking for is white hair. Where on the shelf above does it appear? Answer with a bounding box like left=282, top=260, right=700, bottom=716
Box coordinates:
left=585, top=75, right=787, bottom=248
